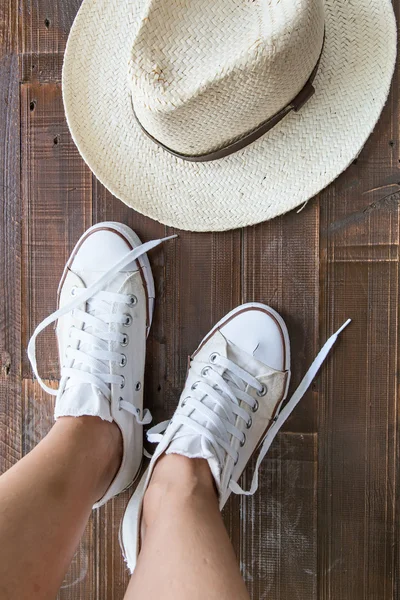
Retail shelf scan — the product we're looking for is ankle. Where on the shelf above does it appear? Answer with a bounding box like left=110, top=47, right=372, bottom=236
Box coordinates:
left=143, top=454, right=217, bottom=526
left=51, top=416, right=123, bottom=500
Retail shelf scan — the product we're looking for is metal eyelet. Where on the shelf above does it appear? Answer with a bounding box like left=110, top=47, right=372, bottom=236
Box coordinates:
left=127, top=295, right=137, bottom=306
left=201, top=367, right=210, bottom=376
left=251, top=399, right=259, bottom=413
left=120, top=376, right=125, bottom=389
left=209, top=352, right=219, bottom=363
left=123, top=314, right=132, bottom=326
left=121, top=333, right=129, bottom=347
left=119, top=354, right=127, bottom=367
left=191, top=382, right=199, bottom=390
left=246, top=416, right=252, bottom=429
left=234, top=453, right=239, bottom=466
left=240, top=434, right=246, bottom=447
left=135, top=381, right=141, bottom=391
left=257, top=384, right=268, bottom=397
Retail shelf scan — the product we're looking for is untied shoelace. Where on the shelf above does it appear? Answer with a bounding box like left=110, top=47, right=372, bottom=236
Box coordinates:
left=147, top=319, right=351, bottom=496
left=27, top=235, right=176, bottom=423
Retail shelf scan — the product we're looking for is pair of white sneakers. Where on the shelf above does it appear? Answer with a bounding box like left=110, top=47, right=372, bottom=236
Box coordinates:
left=28, top=222, right=349, bottom=573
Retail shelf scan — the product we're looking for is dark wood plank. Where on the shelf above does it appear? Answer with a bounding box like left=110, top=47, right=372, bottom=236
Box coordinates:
left=20, top=51, right=63, bottom=83
left=318, top=35, right=399, bottom=600
left=241, top=433, right=317, bottom=599
left=243, top=204, right=320, bottom=434
left=20, top=82, right=92, bottom=378
left=241, top=202, right=320, bottom=597
left=162, top=228, right=242, bottom=418
left=18, top=0, right=80, bottom=83
left=0, top=1, right=22, bottom=474
left=19, top=0, right=81, bottom=54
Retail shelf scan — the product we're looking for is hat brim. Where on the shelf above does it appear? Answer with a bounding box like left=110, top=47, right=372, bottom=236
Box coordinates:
left=62, top=0, right=397, bottom=232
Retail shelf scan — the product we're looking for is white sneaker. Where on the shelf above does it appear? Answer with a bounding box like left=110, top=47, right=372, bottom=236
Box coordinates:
left=28, top=222, right=175, bottom=508
left=120, top=303, right=350, bottom=572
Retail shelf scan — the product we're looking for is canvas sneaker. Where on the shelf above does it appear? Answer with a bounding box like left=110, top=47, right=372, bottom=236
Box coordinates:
left=120, top=303, right=350, bottom=572
left=27, top=222, right=175, bottom=508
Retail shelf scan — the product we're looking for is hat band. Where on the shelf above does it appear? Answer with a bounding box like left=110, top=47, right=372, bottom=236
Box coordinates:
left=133, top=38, right=324, bottom=163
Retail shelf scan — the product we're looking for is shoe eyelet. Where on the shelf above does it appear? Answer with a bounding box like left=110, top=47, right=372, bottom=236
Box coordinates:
left=127, top=295, right=137, bottom=306
left=191, top=381, right=199, bottom=390
left=209, top=352, right=219, bottom=364
left=121, top=333, right=129, bottom=347
left=240, top=434, right=246, bottom=447
left=251, top=399, right=259, bottom=413
left=201, top=367, right=210, bottom=376
left=119, top=354, right=127, bottom=367
left=135, top=381, right=141, bottom=391
left=257, top=384, right=267, bottom=397
left=118, top=397, right=123, bottom=410
left=234, top=453, right=239, bottom=466
left=246, top=416, right=252, bottom=429
left=120, top=376, right=125, bottom=389
left=181, top=398, right=187, bottom=407
left=123, top=314, right=132, bottom=327
left=70, top=286, right=77, bottom=296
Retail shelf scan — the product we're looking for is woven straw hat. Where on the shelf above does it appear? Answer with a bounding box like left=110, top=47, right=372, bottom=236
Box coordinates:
left=63, top=0, right=396, bottom=232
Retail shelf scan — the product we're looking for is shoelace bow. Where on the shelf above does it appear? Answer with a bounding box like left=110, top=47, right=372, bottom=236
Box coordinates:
left=148, top=319, right=351, bottom=496
left=27, top=235, right=176, bottom=424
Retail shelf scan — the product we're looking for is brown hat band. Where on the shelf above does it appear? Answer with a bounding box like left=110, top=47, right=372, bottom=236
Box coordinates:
left=132, top=38, right=324, bottom=163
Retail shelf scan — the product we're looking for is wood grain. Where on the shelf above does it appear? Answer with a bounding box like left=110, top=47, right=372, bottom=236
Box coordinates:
left=20, top=82, right=92, bottom=378
left=318, top=40, right=399, bottom=599
left=0, top=1, right=22, bottom=474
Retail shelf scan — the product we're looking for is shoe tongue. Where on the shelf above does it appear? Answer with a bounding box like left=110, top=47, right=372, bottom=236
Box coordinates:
left=55, top=269, right=127, bottom=423
left=55, top=384, right=112, bottom=421
left=225, top=335, right=275, bottom=378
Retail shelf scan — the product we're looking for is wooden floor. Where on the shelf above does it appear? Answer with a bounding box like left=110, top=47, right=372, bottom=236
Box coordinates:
left=0, top=1, right=399, bottom=599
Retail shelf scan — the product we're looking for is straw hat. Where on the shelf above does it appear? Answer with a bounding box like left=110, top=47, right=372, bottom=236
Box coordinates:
left=63, top=0, right=396, bottom=232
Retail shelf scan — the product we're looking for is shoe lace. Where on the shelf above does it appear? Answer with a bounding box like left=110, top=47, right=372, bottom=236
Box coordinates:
left=148, top=319, right=351, bottom=496
left=27, top=235, right=176, bottom=424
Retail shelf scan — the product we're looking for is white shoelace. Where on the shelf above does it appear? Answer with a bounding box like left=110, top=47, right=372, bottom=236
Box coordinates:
left=27, top=235, right=176, bottom=424
left=148, top=319, right=351, bottom=496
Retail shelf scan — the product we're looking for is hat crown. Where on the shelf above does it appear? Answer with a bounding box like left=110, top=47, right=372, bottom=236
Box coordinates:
left=129, top=0, right=324, bottom=156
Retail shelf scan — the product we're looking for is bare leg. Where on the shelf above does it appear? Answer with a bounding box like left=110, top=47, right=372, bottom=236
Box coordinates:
left=124, top=454, right=250, bottom=600
left=0, top=416, right=121, bottom=600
